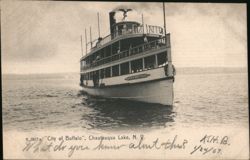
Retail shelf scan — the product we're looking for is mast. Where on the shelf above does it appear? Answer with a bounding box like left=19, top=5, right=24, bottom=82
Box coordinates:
left=163, top=2, right=167, bottom=42
left=90, top=26, right=92, bottom=48
left=85, top=28, right=87, bottom=54
left=80, top=35, right=83, bottom=56
left=142, top=14, right=144, bottom=34
left=97, top=12, right=101, bottom=38
left=163, top=2, right=173, bottom=76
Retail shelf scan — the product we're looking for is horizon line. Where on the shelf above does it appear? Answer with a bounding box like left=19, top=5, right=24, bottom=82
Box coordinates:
left=2, top=66, right=248, bottom=75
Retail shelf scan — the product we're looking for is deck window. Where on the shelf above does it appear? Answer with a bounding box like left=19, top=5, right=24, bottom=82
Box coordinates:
left=106, top=46, right=111, bottom=57
left=89, top=72, right=93, bottom=80
left=85, top=73, right=89, bottom=80
left=144, top=55, right=156, bottom=70
left=121, top=62, right=129, bottom=75
left=105, top=67, right=111, bottom=78
left=112, top=65, right=119, bottom=77
left=87, top=73, right=90, bottom=80
left=81, top=60, right=86, bottom=67
left=112, top=42, right=120, bottom=55
left=83, top=73, right=87, bottom=80
left=157, top=52, right=167, bottom=67
left=93, top=70, right=99, bottom=79
left=131, top=59, right=143, bottom=73
left=100, top=69, right=105, bottom=79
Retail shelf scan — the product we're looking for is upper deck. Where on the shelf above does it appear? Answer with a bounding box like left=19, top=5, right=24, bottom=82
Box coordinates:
left=81, top=34, right=171, bottom=72
left=81, top=22, right=164, bottom=61
left=80, top=9, right=169, bottom=72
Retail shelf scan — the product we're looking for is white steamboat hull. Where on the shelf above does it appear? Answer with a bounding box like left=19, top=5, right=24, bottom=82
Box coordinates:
left=82, top=77, right=174, bottom=106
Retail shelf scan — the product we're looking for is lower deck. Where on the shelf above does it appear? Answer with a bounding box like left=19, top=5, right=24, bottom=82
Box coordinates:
left=81, top=66, right=170, bottom=88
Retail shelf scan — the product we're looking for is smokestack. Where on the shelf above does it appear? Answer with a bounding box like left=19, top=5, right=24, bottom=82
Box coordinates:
left=109, top=11, right=116, bottom=36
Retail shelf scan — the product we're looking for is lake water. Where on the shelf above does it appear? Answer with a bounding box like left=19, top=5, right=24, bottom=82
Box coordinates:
left=2, top=69, right=249, bottom=132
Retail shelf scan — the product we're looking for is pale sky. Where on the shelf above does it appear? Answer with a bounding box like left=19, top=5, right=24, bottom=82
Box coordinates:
left=1, top=1, right=247, bottom=74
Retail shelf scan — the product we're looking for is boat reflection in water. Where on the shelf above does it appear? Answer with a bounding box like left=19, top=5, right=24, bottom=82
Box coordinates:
left=79, top=92, right=176, bottom=131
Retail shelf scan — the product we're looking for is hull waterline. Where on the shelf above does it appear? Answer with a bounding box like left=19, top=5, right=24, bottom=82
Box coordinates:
left=82, top=78, right=174, bottom=106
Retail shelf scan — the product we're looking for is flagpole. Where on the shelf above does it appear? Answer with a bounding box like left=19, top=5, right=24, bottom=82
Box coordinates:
left=163, top=2, right=173, bottom=76
left=163, top=2, right=167, bottom=42
left=142, top=14, right=144, bottom=34
left=80, top=35, right=83, bottom=57
left=90, top=26, right=92, bottom=48
left=97, top=12, right=100, bottom=38
left=85, top=28, right=87, bottom=54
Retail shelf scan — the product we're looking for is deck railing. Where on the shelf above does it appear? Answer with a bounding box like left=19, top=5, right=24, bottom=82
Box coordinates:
left=82, top=36, right=168, bottom=70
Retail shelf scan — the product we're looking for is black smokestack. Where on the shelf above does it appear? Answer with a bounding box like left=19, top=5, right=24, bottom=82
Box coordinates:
left=109, top=11, right=116, bottom=36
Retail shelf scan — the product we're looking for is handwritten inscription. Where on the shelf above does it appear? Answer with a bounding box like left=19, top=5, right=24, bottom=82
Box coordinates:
left=129, top=135, right=188, bottom=150
left=190, top=134, right=230, bottom=155
left=22, top=134, right=231, bottom=158
left=93, top=139, right=126, bottom=150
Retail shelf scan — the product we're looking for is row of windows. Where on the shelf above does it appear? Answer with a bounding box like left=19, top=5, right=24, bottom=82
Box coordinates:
left=81, top=37, right=144, bottom=67
left=81, top=36, right=164, bottom=68
left=81, top=52, right=167, bottom=80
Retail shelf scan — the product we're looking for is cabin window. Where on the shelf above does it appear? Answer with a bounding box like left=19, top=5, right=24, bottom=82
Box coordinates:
left=157, top=52, right=167, bottom=67
left=87, top=73, right=90, bottom=80
left=106, top=46, right=111, bottom=57
left=90, top=56, right=93, bottom=64
left=144, top=55, right=156, bottom=70
left=105, top=67, right=111, bottom=78
left=93, top=70, right=99, bottom=79
left=81, top=61, right=86, bottom=72
left=81, top=60, right=86, bottom=67
left=121, top=62, right=129, bottom=75
left=112, top=65, right=119, bottom=77
left=92, top=70, right=99, bottom=87
left=112, top=41, right=120, bottom=55
left=117, top=25, right=123, bottom=36
left=100, top=49, right=104, bottom=60
left=126, top=23, right=133, bottom=33
left=86, top=73, right=89, bottom=80
left=89, top=72, right=93, bottom=80
left=94, top=52, right=101, bottom=62
left=131, top=59, right=143, bottom=73
left=84, top=73, right=88, bottom=80
left=82, top=74, right=86, bottom=80
left=80, top=74, right=83, bottom=81
left=100, top=69, right=105, bottom=79
left=86, top=57, right=90, bottom=65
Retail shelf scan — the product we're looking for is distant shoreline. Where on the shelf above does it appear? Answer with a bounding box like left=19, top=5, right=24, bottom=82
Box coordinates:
left=2, top=67, right=247, bottom=76
left=174, top=67, right=248, bottom=75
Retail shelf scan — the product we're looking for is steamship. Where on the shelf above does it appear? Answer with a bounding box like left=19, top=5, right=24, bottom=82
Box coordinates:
left=80, top=6, right=175, bottom=105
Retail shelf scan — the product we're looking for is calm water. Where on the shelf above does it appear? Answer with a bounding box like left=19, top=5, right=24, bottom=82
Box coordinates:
left=2, top=69, right=249, bottom=132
